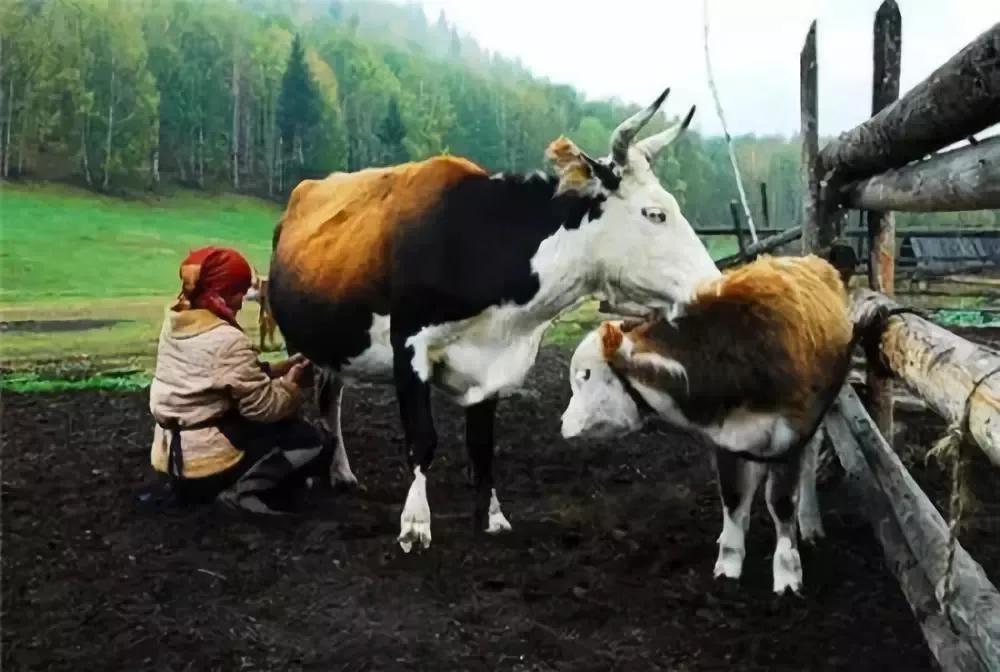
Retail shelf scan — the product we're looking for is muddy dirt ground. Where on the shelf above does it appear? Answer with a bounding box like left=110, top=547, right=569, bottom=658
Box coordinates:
left=4, top=335, right=1000, bottom=672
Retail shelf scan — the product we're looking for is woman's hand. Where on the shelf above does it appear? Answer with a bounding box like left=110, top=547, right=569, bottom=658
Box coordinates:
left=268, top=353, right=307, bottom=378
left=288, top=360, right=313, bottom=388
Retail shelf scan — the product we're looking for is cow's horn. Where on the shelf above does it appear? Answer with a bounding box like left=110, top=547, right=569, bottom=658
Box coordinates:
left=610, top=87, right=670, bottom=165
left=636, top=105, right=696, bottom=162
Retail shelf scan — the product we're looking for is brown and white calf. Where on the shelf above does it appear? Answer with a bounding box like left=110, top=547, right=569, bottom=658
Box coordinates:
left=560, top=254, right=856, bottom=594
left=246, top=272, right=279, bottom=352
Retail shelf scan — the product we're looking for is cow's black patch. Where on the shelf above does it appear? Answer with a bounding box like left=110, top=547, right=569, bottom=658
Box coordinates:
left=390, top=171, right=604, bottom=331
left=268, top=170, right=604, bottom=370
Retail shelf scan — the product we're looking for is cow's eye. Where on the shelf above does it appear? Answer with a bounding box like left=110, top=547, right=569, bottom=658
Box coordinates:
left=576, top=368, right=591, bottom=382
left=641, top=207, right=667, bottom=223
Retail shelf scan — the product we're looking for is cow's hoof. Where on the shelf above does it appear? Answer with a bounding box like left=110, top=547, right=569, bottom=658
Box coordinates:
left=330, top=468, right=362, bottom=492
left=399, top=471, right=431, bottom=553
left=486, top=510, right=512, bottom=535
left=772, top=538, right=802, bottom=595
left=713, top=546, right=744, bottom=581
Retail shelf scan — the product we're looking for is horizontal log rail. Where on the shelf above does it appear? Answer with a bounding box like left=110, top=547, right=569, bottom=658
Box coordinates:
left=695, top=227, right=786, bottom=237
left=851, top=289, right=1000, bottom=465
left=843, top=137, right=1000, bottom=212
left=695, top=228, right=999, bottom=240
left=715, top=226, right=803, bottom=268
left=819, top=23, right=1000, bottom=182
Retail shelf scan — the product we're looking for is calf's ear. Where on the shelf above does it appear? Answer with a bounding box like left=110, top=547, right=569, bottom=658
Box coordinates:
left=598, top=321, right=625, bottom=360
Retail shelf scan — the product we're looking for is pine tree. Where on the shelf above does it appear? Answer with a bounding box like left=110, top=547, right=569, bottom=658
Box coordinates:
left=277, top=34, right=321, bottom=165
left=376, top=98, right=407, bottom=165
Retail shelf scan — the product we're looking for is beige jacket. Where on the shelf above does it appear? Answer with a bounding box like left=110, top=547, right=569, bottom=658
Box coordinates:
left=149, top=308, right=304, bottom=479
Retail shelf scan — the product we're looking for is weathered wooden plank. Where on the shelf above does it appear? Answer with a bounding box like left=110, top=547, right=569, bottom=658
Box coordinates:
left=825, top=407, right=986, bottom=672
left=844, top=137, right=1000, bottom=212
left=834, top=385, right=1000, bottom=669
left=851, top=289, right=1000, bottom=466
left=866, top=0, right=902, bottom=440
left=819, top=22, right=1000, bottom=182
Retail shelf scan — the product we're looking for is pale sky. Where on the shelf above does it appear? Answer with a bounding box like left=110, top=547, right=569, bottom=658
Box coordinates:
left=416, top=0, right=999, bottom=140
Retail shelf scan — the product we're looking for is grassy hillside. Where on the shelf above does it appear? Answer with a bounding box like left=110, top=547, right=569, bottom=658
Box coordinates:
left=1, top=183, right=281, bottom=304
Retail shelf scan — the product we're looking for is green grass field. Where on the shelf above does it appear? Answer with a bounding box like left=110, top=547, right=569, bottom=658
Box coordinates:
left=1, top=182, right=281, bottom=303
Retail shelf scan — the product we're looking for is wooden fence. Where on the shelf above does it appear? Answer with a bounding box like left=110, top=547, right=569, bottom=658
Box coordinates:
left=798, top=3, right=1000, bottom=670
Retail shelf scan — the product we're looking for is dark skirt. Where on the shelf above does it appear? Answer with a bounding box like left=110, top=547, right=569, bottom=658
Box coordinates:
left=173, top=417, right=325, bottom=512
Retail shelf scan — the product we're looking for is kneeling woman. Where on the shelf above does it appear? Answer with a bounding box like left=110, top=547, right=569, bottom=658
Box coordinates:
left=149, top=246, right=321, bottom=515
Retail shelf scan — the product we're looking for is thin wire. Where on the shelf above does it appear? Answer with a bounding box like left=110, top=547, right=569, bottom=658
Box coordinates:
left=703, top=0, right=759, bottom=243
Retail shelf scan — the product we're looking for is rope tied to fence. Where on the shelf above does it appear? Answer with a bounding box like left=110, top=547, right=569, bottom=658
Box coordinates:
left=924, top=362, right=1000, bottom=630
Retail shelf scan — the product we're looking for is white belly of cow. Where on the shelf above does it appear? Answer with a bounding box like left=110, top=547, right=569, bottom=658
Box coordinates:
left=409, top=307, right=550, bottom=407
left=337, top=310, right=550, bottom=406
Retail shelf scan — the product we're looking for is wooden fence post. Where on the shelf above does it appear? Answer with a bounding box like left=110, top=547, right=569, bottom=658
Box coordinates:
left=759, top=182, right=771, bottom=229
left=729, top=200, right=746, bottom=254
left=867, top=0, right=902, bottom=439
left=800, top=22, right=826, bottom=255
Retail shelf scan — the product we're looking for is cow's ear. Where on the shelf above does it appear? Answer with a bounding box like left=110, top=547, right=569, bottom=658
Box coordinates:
left=545, top=136, right=595, bottom=193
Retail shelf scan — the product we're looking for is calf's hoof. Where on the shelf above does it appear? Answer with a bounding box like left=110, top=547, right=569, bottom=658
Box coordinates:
left=398, top=521, right=432, bottom=553
left=772, top=538, right=803, bottom=595
left=798, top=517, right=826, bottom=545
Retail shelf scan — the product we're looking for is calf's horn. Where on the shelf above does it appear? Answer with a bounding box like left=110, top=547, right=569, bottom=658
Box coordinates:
left=610, top=87, right=670, bottom=165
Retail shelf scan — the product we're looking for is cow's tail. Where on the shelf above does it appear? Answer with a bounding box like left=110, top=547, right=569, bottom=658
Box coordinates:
left=801, top=293, right=921, bottom=456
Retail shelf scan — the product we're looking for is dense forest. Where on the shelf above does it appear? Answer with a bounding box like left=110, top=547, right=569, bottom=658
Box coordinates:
left=1, top=0, right=995, bottom=230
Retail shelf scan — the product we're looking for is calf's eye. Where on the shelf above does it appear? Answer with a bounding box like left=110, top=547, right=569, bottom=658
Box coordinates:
left=576, top=368, right=591, bottom=382
left=641, top=207, right=667, bottom=223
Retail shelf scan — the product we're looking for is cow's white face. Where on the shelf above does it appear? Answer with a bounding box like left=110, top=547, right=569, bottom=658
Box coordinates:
left=591, top=150, right=720, bottom=315
left=546, top=89, right=720, bottom=318
left=560, top=329, right=642, bottom=440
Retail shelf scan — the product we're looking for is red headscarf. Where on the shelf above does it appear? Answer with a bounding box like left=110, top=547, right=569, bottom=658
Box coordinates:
left=172, top=246, right=253, bottom=328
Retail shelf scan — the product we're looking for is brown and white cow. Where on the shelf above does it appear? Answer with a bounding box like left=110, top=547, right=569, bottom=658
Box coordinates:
left=561, top=254, right=856, bottom=593
left=267, top=88, right=722, bottom=552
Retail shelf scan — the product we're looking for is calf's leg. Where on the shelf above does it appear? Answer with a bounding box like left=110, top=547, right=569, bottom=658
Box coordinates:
left=714, top=448, right=766, bottom=581
left=465, top=398, right=511, bottom=534
left=392, top=330, right=438, bottom=553
left=766, top=453, right=806, bottom=594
